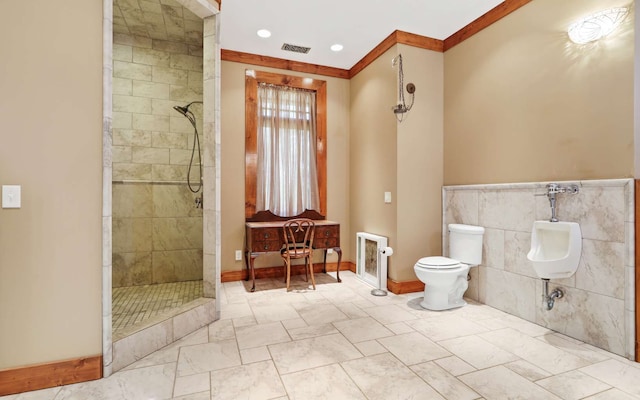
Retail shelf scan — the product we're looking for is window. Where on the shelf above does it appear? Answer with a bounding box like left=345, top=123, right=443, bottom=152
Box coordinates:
left=256, top=83, right=319, bottom=217
left=245, top=70, right=327, bottom=221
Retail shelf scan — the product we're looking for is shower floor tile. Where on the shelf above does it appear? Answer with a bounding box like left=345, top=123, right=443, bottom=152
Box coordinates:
left=112, top=280, right=203, bottom=335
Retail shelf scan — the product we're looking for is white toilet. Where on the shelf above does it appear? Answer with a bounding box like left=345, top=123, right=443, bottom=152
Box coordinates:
left=414, top=224, right=485, bottom=311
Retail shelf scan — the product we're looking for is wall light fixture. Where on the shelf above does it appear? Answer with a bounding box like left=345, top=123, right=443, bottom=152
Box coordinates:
left=568, top=7, right=629, bottom=44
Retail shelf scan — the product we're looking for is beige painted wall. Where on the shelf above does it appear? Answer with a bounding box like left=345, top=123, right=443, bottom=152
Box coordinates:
left=350, top=45, right=444, bottom=281
left=396, top=44, right=444, bottom=281
left=349, top=47, right=398, bottom=277
left=0, top=0, right=103, bottom=369
left=220, top=61, right=351, bottom=272
left=444, top=0, right=634, bottom=185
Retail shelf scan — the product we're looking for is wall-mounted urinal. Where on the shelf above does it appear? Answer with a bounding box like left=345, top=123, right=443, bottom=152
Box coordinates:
left=527, top=221, right=582, bottom=279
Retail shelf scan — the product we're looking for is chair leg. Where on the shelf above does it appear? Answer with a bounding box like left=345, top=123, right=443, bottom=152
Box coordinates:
left=304, top=258, right=309, bottom=282
left=307, top=256, right=316, bottom=290
left=285, top=258, right=291, bottom=291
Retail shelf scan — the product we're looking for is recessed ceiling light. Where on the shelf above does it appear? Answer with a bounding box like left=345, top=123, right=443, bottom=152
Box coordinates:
left=257, top=29, right=271, bottom=38
left=330, top=43, right=344, bottom=52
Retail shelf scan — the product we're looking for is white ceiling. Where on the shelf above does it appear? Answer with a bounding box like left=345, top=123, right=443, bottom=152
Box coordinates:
left=114, top=0, right=507, bottom=70
left=218, top=0, right=505, bottom=70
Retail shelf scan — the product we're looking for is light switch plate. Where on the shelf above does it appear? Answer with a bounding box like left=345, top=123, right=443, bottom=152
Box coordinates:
left=384, top=191, right=392, bottom=204
left=2, top=185, right=21, bottom=208
left=235, top=250, right=242, bottom=261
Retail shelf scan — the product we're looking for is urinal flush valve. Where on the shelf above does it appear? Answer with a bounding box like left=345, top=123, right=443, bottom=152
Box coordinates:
left=535, top=183, right=580, bottom=222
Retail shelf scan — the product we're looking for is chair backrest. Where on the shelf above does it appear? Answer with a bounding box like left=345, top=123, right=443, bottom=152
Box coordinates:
left=282, top=218, right=316, bottom=257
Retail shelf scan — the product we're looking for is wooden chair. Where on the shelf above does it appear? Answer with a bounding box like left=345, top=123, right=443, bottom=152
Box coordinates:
left=281, top=218, right=316, bottom=291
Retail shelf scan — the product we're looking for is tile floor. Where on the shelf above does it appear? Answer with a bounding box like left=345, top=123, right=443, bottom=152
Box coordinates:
left=112, top=280, right=203, bottom=335
left=4, top=271, right=640, bottom=400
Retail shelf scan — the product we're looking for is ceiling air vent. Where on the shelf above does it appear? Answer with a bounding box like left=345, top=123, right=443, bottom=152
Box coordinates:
left=281, top=43, right=311, bottom=54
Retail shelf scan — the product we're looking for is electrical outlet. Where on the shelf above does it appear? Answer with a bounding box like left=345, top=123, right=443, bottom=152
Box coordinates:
left=235, top=250, right=242, bottom=261
left=327, top=248, right=334, bottom=254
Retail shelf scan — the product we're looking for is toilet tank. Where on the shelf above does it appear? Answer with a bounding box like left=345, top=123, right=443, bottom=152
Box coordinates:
left=448, top=224, right=485, bottom=265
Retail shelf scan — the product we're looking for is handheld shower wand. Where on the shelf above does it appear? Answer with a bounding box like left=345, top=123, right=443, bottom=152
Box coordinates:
left=391, top=54, right=415, bottom=122
left=173, top=101, right=203, bottom=200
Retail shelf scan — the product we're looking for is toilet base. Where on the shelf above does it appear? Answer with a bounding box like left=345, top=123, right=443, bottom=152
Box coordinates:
left=416, top=270, right=470, bottom=311
left=419, top=296, right=466, bottom=311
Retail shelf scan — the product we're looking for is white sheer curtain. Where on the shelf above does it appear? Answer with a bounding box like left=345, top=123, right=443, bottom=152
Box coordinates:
left=256, top=83, right=320, bottom=217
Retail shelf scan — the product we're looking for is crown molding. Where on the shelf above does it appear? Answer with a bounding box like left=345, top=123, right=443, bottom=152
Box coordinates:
left=444, top=0, right=533, bottom=51
left=221, top=0, right=533, bottom=79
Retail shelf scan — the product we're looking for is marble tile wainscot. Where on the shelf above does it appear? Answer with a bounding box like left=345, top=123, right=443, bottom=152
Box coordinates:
left=442, top=179, right=635, bottom=359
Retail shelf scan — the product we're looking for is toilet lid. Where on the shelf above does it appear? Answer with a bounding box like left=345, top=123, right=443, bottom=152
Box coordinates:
left=417, top=256, right=461, bottom=269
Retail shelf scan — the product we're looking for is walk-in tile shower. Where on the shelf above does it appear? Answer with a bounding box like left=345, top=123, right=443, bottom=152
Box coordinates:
left=111, top=0, right=205, bottom=337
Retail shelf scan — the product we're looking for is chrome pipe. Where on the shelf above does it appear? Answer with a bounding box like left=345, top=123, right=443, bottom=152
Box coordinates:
left=535, top=183, right=580, bottom=222
left=542, top=279, right=563, bottom=310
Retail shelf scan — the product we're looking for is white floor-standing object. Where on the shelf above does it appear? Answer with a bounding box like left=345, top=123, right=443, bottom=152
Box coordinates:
left=356, top=232, right=393, bottom=296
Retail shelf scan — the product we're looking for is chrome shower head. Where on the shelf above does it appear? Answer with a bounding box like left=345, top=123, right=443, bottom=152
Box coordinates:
left=173, top=101, right=202, bottom=117
left=173, top=105, right=190, bottom=116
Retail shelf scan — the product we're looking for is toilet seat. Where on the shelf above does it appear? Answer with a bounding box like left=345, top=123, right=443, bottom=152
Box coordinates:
left=416, top=256, right=463, bottom=270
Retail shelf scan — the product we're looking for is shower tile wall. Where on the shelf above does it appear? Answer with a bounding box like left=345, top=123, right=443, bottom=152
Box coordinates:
left=443, top=179, right=635, bottom=359
left=112, top=30, right=203, bottom=287
left=113, top=183, right=202, bottom=286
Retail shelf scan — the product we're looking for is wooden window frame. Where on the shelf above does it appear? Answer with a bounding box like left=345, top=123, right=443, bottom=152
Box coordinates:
left=245, top=70, right=327, bottom=221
